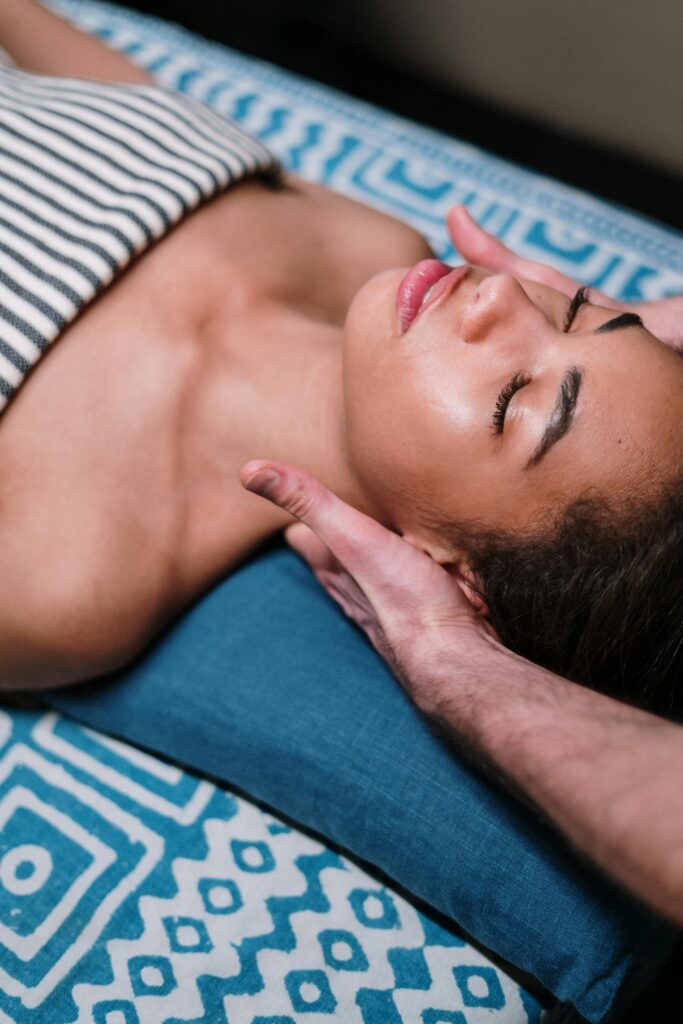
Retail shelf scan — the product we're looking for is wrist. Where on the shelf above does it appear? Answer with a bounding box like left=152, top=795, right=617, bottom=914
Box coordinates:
left=411, top=628, right=574, bottom=753
left=406, top=622, right=503, bottom=717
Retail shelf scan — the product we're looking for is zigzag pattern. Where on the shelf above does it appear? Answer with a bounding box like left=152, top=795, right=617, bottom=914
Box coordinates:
left=51, top=0, right=683, bottom=303
left=0, top=708, right=540, bottom=1022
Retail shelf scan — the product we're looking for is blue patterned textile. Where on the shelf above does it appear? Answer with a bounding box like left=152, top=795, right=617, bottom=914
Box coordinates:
left=49, top=547, right=672, bottom=1024
left=0, top=703, right=543, bottom=1023
left=35, top=1, right=682, bottom=1022
left=50, top=0, right=683, bottom=303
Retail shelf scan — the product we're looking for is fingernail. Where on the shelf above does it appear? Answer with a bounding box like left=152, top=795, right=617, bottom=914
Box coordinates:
left=244, top=468, right=280, bottom=496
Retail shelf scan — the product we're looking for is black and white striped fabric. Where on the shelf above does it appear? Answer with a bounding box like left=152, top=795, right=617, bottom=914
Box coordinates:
left=0, top=50, right=279, bottom=412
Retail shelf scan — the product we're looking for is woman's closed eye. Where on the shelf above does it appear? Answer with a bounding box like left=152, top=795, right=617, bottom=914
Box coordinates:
left=491, top=284, right=589, bottom=436
left=492, top=371, right=531, bottom=434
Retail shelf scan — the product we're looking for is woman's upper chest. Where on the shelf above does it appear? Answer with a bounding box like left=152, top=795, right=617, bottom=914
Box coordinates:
left=176, top=174, right=435, bottom=336
left=42, top=172, right=434, bottom=365
left=0, top=174, right=434, bottom=615
left=0, top=175, right=434, bottom=470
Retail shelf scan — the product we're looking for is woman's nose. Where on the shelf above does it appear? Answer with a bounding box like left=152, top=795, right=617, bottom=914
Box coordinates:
left=461, top=274, right=535, bottom=344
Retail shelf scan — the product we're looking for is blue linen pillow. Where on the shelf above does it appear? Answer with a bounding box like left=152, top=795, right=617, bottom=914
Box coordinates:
left=46, top=543, right=675, bottom=1023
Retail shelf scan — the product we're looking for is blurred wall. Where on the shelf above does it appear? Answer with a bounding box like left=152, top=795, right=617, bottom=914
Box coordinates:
left=329, top=0, right=683, bottom=175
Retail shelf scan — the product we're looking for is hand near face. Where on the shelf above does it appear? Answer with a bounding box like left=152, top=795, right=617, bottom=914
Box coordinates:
left=240, top=460, right=494, bottom=707
left=447, top=205, right=683, bottom=353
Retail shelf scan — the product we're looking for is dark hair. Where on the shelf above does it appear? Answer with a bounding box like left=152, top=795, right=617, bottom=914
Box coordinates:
left=436, top=478, right=683, bottom=715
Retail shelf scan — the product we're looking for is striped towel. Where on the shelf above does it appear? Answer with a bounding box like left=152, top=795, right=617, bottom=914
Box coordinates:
left=0, top=49, right=278, bottom=411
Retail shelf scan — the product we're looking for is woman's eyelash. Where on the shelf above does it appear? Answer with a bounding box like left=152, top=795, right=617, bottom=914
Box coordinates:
left=492, top=371, right=530, bottom=434
left=563, top=285, right=589, bottom=332
left=491, top=285, right=588, bottom=436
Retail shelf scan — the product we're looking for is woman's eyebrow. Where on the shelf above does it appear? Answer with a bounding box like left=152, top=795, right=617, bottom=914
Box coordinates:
left=525, top=366, right=583, bottom=470
left=595, top=312, right=644, bottom=334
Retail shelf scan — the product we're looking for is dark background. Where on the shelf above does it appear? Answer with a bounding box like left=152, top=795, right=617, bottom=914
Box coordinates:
left=106, top=2, right=683, bottom=1020
left=111, top=0, right=683, bottom=232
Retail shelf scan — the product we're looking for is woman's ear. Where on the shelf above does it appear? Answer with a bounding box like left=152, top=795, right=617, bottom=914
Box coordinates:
left=452, top=563, right=490, bottom=618
left=401, top=531, right=490, bottom=618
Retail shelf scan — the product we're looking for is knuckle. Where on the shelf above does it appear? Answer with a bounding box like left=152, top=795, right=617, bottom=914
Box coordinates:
left=469, top=232, right=497, bottom=264
left=280, top=482, right=317, bottom=522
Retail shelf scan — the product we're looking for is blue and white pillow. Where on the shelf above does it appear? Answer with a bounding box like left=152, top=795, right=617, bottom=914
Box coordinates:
left=0, top=703, right=544, bottom=1023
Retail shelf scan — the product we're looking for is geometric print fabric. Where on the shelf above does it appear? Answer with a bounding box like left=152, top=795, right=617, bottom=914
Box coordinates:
left=50, top=0, right=683, bottom=310
left=11, top=2, right=680, bottom=1020
left=0, top=706, right=542, bottom=1022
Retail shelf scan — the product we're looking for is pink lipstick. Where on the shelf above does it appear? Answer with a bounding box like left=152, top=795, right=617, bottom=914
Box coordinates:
left=396, top=260, right=469, bottom=332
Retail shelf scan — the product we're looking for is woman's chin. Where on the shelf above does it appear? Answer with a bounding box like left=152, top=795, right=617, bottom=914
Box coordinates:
left=344, top=266, right=406, bottom=338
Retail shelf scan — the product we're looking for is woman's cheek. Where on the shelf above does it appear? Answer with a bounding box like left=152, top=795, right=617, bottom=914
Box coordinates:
left=342, top=270, right=404, bottom=444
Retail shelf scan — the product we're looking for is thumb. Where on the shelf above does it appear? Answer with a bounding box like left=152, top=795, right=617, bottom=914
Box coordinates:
left=241, top=460, right=476, bottom=608
left=240, top=459, right=406, bottom=587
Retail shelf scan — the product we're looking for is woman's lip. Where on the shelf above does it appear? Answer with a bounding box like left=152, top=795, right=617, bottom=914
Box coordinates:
left=396, top=260, right=469, bottom=332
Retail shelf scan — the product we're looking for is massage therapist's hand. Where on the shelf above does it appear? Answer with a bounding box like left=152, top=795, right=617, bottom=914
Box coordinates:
left=241, top=460, right=683, bottom=926
left=240, top=459, right=493, bottom=708
left=447, top=205, right=683, bottom=352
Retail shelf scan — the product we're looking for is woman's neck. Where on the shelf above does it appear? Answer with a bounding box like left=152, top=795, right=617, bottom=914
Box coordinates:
left=211, top=301, right=383, bottom=523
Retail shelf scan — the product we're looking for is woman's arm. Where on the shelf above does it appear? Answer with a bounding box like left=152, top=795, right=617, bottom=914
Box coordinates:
left=0, top=0, right=152, bottom=83
left=241, top=461, right=683, bottom=926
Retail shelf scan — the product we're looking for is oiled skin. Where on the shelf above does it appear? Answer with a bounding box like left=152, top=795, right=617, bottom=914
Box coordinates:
left=0, top=0, right=435, bottom=687
left=0, top=172, right=433, bottom=686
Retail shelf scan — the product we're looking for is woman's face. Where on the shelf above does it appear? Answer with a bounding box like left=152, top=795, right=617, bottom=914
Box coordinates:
left=343, top=261, right=683, bottom=547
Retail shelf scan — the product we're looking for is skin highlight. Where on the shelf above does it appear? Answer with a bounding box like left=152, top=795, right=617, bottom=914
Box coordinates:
left=5, top=0, right=683, bottom=939
left=0, top=2, right=681, bottom=693
left=342, top=266, right=683, bottom=570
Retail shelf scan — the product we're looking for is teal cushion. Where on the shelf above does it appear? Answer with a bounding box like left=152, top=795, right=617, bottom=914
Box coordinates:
left=47, top=543, right=675, bottom=1023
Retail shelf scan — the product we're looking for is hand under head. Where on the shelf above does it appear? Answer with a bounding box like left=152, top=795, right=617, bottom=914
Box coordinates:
left=339, top=239, right=683, bottom=711
left=243, top=219, right=683, bottom=715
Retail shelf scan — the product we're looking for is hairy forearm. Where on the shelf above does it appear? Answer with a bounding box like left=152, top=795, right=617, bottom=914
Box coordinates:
left=0, top=0, right=151, bottom=83
left=416, top=635, right=683, bottom=924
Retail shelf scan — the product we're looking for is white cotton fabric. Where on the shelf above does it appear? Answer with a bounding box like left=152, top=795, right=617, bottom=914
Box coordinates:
left=0, top=52, right=278, bottom=412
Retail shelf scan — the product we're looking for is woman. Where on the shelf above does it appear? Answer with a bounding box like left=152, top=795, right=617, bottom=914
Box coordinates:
left=0, top=0, right=681, bottom=709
